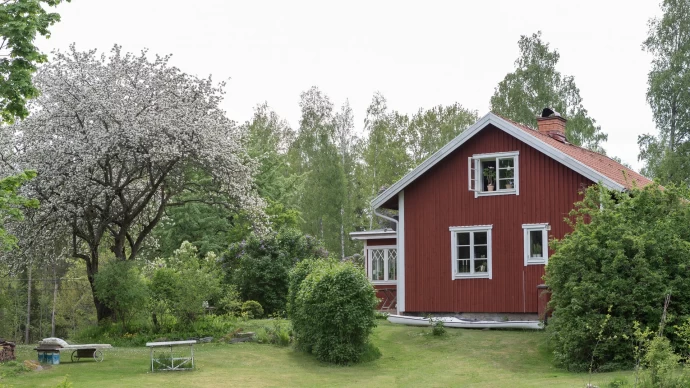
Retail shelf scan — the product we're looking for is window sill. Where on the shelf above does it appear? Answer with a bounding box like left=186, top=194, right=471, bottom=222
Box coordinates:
left=371, top=281, right=397, bottom=285
left=525, top=260, right=547, bottom=266
left=453, top=274, right=490, bottom=280
left=476, top=190, right=516, bottom=197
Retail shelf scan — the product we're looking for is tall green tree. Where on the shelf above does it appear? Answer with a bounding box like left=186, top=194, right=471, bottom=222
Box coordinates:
left=149, top=104, right=300, bottom=259
left=0, top=170, right=38, bottom=250
left=406, top=103, right=478, bottom=164
left=638, top=0, right=690, bottom=184
left=0, top=0, right=69, bottom=252
left=0, top=0, right=70, bottom=123
left=490, top=31, right=607, bottom=151
left=290, top=87, right=346, bottom=254
left=362, top=93, right=410, bottom=228
left=334, top=100, right=360, bottom=259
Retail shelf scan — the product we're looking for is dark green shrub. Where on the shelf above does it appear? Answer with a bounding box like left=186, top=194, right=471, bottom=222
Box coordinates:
left=223, top=229, right=328, bottom=315
left=545, top=184, right=690, bottom=371
left=94, top=261, right=149, bottom=331
left=291, top=260, right=378, bottom=364
left=606, top=377, right=630, bottom=387
left=287, top=258, right=323, bottom=318
left=241, top=300, right=264, bottom=319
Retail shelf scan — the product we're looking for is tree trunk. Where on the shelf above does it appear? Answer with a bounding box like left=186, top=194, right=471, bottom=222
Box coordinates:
left=85, top=257, right=114, bottom=322
left=51, top=263, right=58, bottom=337
left=25, top=265, right=32, bottom=344
left=340, top=207, right=345, bottom=260
left=670, top=100, right=677, bottom=153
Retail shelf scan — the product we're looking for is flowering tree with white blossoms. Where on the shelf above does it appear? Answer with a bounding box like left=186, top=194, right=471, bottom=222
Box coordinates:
left=3, top=45, right=265, bottom=320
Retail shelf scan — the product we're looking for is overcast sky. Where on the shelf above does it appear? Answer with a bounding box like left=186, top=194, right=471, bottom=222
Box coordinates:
left=36, top=0, right=663, bottom=171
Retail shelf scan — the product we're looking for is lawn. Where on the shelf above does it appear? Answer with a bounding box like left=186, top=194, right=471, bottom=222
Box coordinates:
left=1, top=321, right=631, bottom=388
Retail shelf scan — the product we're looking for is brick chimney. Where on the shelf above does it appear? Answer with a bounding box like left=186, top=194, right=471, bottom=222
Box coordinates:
left=536, top=108, right=567, bottom=142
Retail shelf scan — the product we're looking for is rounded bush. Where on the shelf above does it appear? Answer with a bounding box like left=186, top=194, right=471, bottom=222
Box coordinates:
left=291, top=260, right=378, bottom=364
left=241, top=300, right=264, bottom=319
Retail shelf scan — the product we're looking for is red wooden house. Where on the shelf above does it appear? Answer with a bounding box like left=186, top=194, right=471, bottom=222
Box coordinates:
left=351, top=109, right=652, bottom=318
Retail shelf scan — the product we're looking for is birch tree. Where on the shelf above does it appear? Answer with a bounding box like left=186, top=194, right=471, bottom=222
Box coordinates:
left=3, top=45, right=264, bottom=321
left=405, top=103, right=477, bottom=165
left=638, top=0, right=690, bottom=184
left=362, top=93, right=410, bottom=228
left=290, top=87, right=345, bottom=254
left=490, top=32, right=607, bottom=151
left=334, top=100, right=356, bottom=259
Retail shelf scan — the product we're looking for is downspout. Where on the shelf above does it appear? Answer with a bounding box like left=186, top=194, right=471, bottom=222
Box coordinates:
left=374, top=209, right=398, bottom=228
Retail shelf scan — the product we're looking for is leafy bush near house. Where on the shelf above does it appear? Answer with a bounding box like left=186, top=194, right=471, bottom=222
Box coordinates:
left=291, top=260, right=378, bottom=364
left=241, top=300, right=264, bottom=319
left=224, top=229, right=328, bottom=315
left=545, top=184, right=690, bottom=371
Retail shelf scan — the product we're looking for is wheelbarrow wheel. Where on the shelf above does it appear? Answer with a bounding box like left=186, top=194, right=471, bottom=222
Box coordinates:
left=94, top=350, right=104, bottom=362
left=71, top=350, right=78, bottom=363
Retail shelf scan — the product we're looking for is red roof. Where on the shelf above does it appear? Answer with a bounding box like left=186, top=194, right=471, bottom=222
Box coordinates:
left=497, top=115, right=653, bottom=190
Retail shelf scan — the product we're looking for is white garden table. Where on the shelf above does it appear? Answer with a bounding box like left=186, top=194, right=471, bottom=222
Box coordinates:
left=145, top=340, right=196, bottom=372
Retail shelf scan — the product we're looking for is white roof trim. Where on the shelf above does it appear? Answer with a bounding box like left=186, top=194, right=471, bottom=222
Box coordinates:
left=371, top=112, right=625, bottom=209
left=349, top=229, right=397, bottom=240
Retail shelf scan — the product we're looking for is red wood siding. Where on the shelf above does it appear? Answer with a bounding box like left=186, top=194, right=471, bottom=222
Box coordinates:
left=404, top=125, right=592, bottom=313
left=367, top=239, right=397, bottom=247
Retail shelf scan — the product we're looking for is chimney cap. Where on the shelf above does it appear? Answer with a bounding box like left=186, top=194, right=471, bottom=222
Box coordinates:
left=540, top=107, right=562, bottom=118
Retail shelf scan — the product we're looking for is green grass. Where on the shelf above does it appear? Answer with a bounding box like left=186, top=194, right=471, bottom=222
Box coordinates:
left=1, top=322, right=632, bottom=387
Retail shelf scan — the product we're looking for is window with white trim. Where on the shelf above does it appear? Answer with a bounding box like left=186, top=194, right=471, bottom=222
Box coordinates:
left=449, top=225, right=492, bottom=279
left=468, top=152, right=519, bottom=196
left=368, top=246, right=397, bottom=283
left=523, top=224, right=549, bottom=265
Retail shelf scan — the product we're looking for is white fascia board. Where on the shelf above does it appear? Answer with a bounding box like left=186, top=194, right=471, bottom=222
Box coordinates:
left=370, top=113, right=624, bottom=209
left=349, top=231, right=397, bottom=240
left=371, top=114, right=494, bottom=208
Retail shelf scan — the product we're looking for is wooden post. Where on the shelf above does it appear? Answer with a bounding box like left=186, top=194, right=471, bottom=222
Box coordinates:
left=25, top=264, right=32, bottom=345
left=51, top=263, right=58, bottom=337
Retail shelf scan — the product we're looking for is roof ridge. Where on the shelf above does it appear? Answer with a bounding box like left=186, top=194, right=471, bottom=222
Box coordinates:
left=491, top=112, right=643, bottom=179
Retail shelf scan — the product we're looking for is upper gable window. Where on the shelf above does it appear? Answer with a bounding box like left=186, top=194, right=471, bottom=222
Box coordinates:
left=468, top=151, right=519, bottom=196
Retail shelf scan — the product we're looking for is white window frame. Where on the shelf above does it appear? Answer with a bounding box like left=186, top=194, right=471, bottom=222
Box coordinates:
left=522, top=223, right=550, bottom=265
left=468, top=151, right=519, bottom=197
left=449, top=225, right=493, bottom=280
left=367, top=246, right=397, bottom=285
